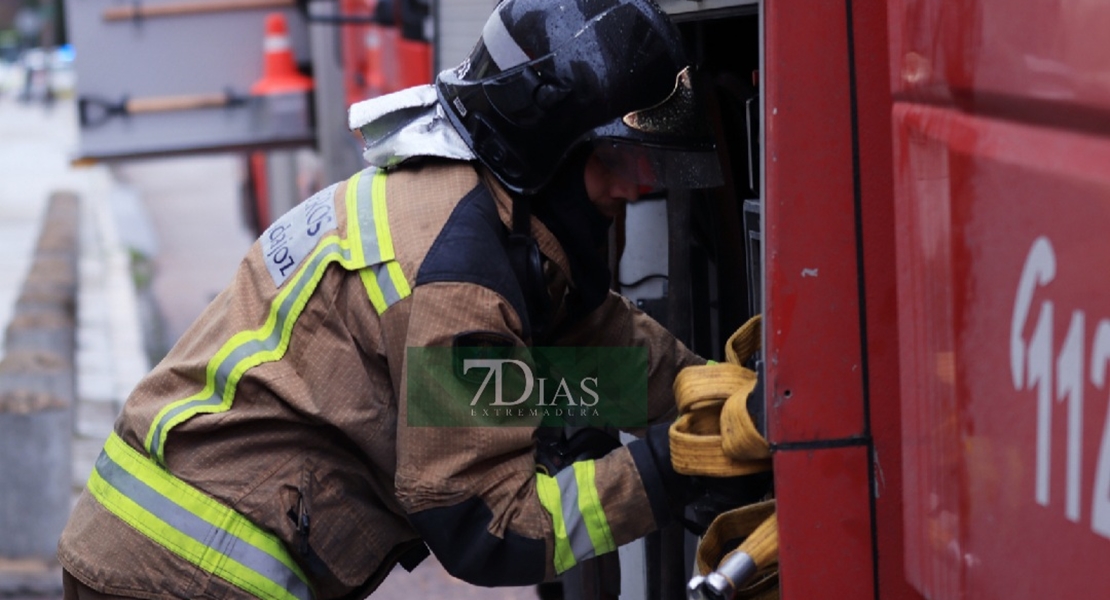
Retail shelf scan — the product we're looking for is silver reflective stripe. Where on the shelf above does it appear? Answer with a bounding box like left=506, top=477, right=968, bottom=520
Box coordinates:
left=354, top=169, right=383, bottom=263
left=350, top=168, right=409, bottom=314
left=95, top=451, right=312, bottom=600
left=481, top=11, right=530, bottom=71
left=148, top=241, right=351, bottom=458
left=556, top=466, right=597, bottom=562
left=372, top=263, right=403, bottom=307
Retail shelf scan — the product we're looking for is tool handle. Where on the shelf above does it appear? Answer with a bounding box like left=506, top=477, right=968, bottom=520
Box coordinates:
left=125, top=92, right=233, bottom=114
left=103, top=0, right=292, bottom=21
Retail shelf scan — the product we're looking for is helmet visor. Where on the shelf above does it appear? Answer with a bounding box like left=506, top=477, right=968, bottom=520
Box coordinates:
left=593, top=139, right=722, bottom=193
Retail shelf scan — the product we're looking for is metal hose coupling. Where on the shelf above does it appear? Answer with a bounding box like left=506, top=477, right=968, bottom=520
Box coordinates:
left=687, top=512, right=778, bottom=600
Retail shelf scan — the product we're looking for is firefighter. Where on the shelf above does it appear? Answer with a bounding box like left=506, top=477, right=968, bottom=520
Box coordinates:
left=58, top=0, right=732, bottom=598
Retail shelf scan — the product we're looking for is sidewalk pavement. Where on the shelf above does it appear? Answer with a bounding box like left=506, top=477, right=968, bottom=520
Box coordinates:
left=0, top=62, right=149, bottom=595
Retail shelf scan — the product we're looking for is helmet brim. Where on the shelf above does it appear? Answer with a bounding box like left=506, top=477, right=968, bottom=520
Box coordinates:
left=589, top=67, right=723, bottom=191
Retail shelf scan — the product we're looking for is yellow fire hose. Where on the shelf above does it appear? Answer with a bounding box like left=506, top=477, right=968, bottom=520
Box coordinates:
left=671, top=315, right=780, bottom=600
left=689, top=501, right=779, bottom=600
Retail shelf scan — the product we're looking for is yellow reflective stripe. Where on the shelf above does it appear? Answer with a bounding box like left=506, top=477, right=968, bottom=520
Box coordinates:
left=537, top=463, right=615, bottom=571
left=370, top=170, right=394, bottom=261
left=145, top=235, right=357, bottom=462
left=573, top=461, right=616, bottom=556
left=536, top=472, right=576, bottom=574
left=351, top=168, right=409, bottom=315
left=345, top=170, right=366, bottom=266
left=147, top=168, right=409, bottom=456
left=359, top=268, right=388, bottom=314
left=89, top=434, right=311, bottom=600
left=386, top=260, right=411, bottom=298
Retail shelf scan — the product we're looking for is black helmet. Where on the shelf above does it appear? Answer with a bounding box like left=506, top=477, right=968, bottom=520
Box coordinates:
left=435, top=0, right=722, bottom=195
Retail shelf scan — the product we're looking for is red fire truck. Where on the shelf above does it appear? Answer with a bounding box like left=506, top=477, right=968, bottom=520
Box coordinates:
left=727, top=1, right=1110, bottom=597
left=581, top=1, right=1110, bottom=598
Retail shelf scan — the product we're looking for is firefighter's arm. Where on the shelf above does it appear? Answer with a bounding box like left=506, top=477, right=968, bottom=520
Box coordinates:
left=391, top=282, right=688, bottom=585
left=557, top=291, right=705, bottom=425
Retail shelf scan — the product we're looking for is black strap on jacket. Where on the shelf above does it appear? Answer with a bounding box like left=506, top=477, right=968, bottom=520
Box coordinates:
left=507, top=196, right=552, bottom=343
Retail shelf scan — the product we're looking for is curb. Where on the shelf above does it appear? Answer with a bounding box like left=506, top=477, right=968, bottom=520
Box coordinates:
left=0, top=191, right=80, bottom=596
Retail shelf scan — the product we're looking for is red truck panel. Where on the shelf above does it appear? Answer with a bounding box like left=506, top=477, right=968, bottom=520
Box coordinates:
left=890, top=1, right=1110, bottom=597
left=765, top=0, right=921, bottom=598
left=894, top=101, right=1110, bottom=600
left=774, top=447, right=875, bottom=600
left=340, top=0, right=373, bottom=106
left=889, top=0, right=1110, bottom=115
left=764, top=0, right=865, bottom=446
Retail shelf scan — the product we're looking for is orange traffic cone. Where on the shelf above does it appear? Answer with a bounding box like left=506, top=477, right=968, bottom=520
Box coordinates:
left=251, top=13, right=314, bottom=95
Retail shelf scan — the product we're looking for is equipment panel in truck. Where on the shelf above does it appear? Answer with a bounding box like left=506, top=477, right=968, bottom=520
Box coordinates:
left=65, top=0, right=314, bottom=162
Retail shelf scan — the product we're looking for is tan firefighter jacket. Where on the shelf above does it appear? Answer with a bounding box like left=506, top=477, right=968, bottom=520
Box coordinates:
left=58, top=159, right=702, bottom=600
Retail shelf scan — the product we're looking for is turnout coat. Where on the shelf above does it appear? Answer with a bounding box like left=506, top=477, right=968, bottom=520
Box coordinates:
left=59, top=160, right=700, bottom=599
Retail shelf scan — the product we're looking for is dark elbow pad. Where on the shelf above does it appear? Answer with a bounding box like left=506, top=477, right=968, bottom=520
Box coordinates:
left=408, top=496, right=546, bottom=586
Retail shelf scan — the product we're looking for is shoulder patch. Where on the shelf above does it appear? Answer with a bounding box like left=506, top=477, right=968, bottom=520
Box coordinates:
left=260, top=183, right=340, bottom=287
